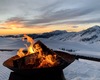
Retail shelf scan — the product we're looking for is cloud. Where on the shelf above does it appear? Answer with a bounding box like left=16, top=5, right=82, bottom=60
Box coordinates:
left=39, top=17, right=100, bottom=26
left=65, top=18, right=100, bottom=24
left=6, top=17, right=24, bottom=22
left=72, top=26, right=79, bottom=28
left=27, top=8, right=94, bottom=25
left=0, top=17, right=27, bottom=29
left=1, top=0, right=100, bottom=28
left=2, top=13, right=100, bottom=29
left=0, top=27, right=11, bottom=29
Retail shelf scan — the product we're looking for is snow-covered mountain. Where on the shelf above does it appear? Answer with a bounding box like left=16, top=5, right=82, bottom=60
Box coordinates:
left=1, top=25, right=100, bottom=43
left=0, top=30, right=67, bottom=39
left=49, top=25, right=100, bottom=43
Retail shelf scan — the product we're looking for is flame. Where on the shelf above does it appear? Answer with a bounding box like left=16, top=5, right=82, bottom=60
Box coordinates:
left=22, top=34, right=35, bottom=54
left=17, top=34, right=59, bottom=68
left=22, top=34, right=34, bottom=44
left=17, top=48, right=25, bottom=58
left=17, top=34, right=35, bottom=57
left=38, top=54, right=57, bottom=68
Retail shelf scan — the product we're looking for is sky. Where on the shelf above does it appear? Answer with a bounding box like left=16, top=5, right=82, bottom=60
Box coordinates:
left=0, top=0, right=100, bottom=35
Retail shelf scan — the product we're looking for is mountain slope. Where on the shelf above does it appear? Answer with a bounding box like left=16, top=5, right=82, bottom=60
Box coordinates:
left=49, top=25, right=100, bottom=43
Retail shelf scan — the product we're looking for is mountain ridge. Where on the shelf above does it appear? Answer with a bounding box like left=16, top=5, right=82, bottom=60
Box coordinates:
left=1, top=25, right=100, bottom=44
left=49, top=25, right=100, bottom=43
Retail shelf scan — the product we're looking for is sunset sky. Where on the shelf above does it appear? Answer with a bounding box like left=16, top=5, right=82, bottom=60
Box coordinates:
left=0, top=0, right=100, bottom=35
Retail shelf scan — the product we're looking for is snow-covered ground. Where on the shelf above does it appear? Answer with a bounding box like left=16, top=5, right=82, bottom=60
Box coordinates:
left=0, top=37, right=100, bottom=80
left=0, top=51, right=16, bottom=80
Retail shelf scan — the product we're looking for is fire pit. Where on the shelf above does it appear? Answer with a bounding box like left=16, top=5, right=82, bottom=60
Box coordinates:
left=3, top=51, right=75, bottom=80
left=3, top=35, right=75, bottom=80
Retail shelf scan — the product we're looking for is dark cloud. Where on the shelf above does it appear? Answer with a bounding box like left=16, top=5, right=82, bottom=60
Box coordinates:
left=70, top=18, right=100, bottom=24
left=6, top=17, right=26, bottom=23
left=40, top=18, right=100, bottom=26
left=72, top=26, right=79, bottom=28
left=27, top=8, right=94, bottom=25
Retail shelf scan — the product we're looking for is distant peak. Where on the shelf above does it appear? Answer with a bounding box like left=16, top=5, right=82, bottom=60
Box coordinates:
left=49, top=30, right=67, bottom=34
left=92, top=25, right=100, bottom=29
left=85, top=25, right=100, bottom=31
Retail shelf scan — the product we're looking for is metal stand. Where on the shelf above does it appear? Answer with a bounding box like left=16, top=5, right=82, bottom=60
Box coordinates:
left=9, top=70, right=66, bottom=80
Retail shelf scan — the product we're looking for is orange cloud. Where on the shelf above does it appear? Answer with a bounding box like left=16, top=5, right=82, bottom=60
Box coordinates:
left=0, top=21, right=24, bottom=29
left=0, top=17, right=92, bottom=35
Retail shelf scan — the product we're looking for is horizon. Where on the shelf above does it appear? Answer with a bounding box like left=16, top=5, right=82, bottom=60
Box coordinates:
left=0, top=25, right=99, bottom=36
left=0, top=0, right=100, bottom=35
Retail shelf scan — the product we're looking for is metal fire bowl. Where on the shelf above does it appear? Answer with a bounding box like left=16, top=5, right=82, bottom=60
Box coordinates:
left=3, top=51, right=75, bottom=76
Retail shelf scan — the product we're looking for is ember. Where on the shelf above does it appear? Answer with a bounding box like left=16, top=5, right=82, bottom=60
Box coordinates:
left=16, top=35, right=60, bottom=69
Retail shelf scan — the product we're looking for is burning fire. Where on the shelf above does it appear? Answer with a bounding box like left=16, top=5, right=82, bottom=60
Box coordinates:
left=17, top=34, right=59, bottom=68
left=17, top=34, right=35, bottom=57
left=17, top=48, right=25, bottom=58
left=22, top=34, right=35, bottom=54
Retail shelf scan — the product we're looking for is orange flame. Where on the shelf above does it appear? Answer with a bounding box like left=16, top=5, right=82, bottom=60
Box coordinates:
left=17, top=48, right=25, bottom=58
left=22, top=34, right=35, bottom=54
left=22, top=34, right=34, bottom=44
left=38, top=54, right=58, bottom=68
left=17, top=34, right=59, bottom=68
left=17, top=34, right=35, bottom=57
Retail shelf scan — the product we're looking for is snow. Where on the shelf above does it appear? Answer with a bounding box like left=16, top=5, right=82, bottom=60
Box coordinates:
left=0, top=37, right=100, bottom=80
left=0, top=51, right=16, bottom=80
left=48, top=25, right=100, bottom=43
left=64, top=60, right=100, bottom=80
